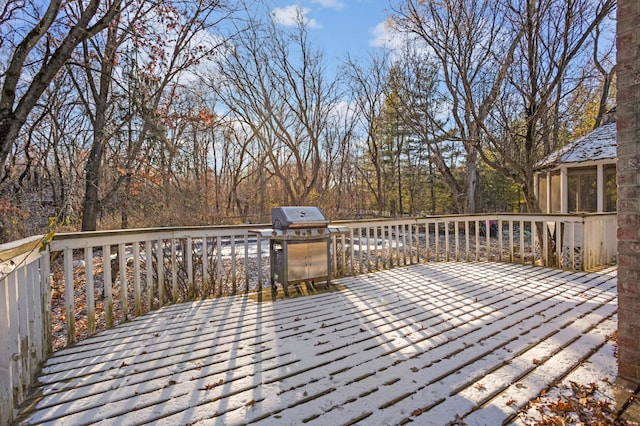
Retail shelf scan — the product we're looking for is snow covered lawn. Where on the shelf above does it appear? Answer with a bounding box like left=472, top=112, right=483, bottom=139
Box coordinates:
left=16, top=262, right=619, bottom=425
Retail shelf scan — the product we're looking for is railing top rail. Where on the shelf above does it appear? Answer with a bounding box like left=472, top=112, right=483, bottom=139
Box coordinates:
left=0, top=235, right=43, bottom=263
left=4, top=212, right=616, bottom=252
left=334, top=212, right=616, bottom=226
left=48, top=223, right=271, bottom=251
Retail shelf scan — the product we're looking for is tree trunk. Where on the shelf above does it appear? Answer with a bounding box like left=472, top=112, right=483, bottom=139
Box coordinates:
left=465, top=143, right=479, bottom=214
left=80, top=15, right=119, bottom=231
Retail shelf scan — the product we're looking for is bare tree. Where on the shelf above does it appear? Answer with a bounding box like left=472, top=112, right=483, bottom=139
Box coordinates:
left=479, top=0, right=616, bottom=212
left=73, top=0, right=231, bottom=230
left=343, top=52, right=390, bottom=215
left=389, top=47, right=454, bottom=215
left=214, top=13, right=341, bottom=206
left=592, top=21, right=616, bottom=129
left=0, top=0, right=123, bottom=174
left=392, top=0, right=522, bottom=213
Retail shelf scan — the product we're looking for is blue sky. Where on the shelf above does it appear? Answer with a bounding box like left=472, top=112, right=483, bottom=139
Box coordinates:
left=269, top=0, right=396, bottom=70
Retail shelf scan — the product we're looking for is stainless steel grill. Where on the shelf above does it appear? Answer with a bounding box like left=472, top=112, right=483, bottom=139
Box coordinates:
left=251, top=206, right=347, bottom=296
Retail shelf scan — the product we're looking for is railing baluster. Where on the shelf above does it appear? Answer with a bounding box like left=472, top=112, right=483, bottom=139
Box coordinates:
left=6, top=269, right=21, bottom=398
left=509, top=220, right=514, bottom=263
left=84, top=247, right=96, bottom=335
left=157, top=240, right=165, bottom=305
left=27, top=259, right=42, bottom=375
left=380, top=225, right=386, bottom=269
left=569, top=221, right=576, bottom=270
left=244, top=233, right=249, bottom=292
left=394, top=224, right=400, bottom=266
left=64, top=248, right=75, bottom=343
left=426, top=221, right=432, bottom=262
left=186, top=237, right=193, bottom=299
left=216, top=237, right=223, bottom=296
left=402, top=223, right=408, bottom=265
left=475, top=220, right=480, bottom=261
left=373, top=226, right=379, bottom=270
left=231, top=236, right=237, bottom=294
left=365, top=227, right=371, bottom=272
left=42, top=249, right=52, bottom=355
left=119, top=243, right=128, bottom=321
left=498, top=219, right=504, bottom=262
left=435, top=221, right=440, bottom=262
left=102, top=245, right=113, bottom=328
left=454, top=220, right=459, bottom=262
left=340, top=234, right=347, bottom=276
left=133, top=243, right=141, bottom=316
left=519, top=221, right=525, bottom=264
left=485, top=219, right=491, bottom=261
left=532, top=221, right=538, bottom=265
left=145, top=240, right=153, bottom=310
left=409, top=223, right=415, bottom=264
left=464, top=221, right=470, bottom=262
left=556, top=220, right=563, bottom=268
left=256, top=237, right=263, bottom=291
left=445, top=221, right=450, bottom=262
left=543, top=222, right=549, bottom=267
left=16, top=263, right=28, bottom=391
left=201, top=237, right=208, bottom=296
left=171, top=239, right=177, bottom=302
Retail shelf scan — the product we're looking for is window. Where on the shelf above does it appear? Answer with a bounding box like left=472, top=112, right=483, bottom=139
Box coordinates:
left=604, top=165, right=617, bottom=212
left=550, top=171, right=561, bottom=213
left=538, top=174, right=548, bottom=212
left=568, top=167, right=597, bottom=212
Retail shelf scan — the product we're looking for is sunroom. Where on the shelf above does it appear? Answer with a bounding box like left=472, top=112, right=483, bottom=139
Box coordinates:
left=535, top=120, right=617, bottom=214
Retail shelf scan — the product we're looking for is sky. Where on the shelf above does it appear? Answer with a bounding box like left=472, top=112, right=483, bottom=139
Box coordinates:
left=269, top=0, right=397, bottom=71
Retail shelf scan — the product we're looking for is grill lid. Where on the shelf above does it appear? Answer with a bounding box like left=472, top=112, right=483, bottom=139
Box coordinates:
left=271, top=206, right=329, bottom=229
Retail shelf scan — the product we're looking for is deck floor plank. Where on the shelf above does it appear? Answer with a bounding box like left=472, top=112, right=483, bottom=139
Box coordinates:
left=16, top=262, right=619, bottom=426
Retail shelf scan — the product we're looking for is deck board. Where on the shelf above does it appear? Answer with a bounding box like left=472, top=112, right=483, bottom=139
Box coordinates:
left=16, top=262, right=619, bottom=425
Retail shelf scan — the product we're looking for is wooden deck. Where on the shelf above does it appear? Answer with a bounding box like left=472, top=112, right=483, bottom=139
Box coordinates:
left=15, top=262, right=623, bottom=426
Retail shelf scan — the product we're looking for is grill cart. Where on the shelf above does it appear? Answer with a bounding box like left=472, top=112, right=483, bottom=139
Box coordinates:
left=251, top=206, right=348, bottom=296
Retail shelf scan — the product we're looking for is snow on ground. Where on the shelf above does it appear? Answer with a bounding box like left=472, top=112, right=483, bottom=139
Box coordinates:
left=17, top=262, right=621, bottom=426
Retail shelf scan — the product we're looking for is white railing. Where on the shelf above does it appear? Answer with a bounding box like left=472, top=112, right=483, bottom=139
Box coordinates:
left=0, top=213, right=616, bottom=425
left=335, top=213, right=617, bottom=273
left=0, top=236, right=50, bottom=426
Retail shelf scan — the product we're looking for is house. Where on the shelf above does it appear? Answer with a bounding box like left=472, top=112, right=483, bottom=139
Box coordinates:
left=535, top=112, right=617, bottom=214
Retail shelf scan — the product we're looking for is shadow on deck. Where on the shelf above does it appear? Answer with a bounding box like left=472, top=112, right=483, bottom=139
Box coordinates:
left=15, top=262, right=635, bottom=425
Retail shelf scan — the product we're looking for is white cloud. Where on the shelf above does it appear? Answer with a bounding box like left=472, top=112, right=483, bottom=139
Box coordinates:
left=311, top=0, right=346, bottom=10
left=271, top=5, right=322, bottom=29
left=369, top=21, right=432, bottom=61
left=369, top=21, right=404, bottom=50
